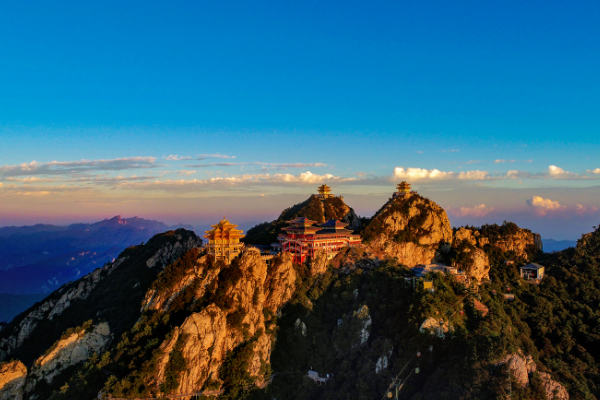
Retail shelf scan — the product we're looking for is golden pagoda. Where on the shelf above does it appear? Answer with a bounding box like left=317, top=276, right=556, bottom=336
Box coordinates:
left=317, top=184, right=333, bottom=199
left=397, top=181, right=411, bottom=193
left=203, top=218, right=245, bottom=264
left=394, top=181, right=412, bottom=198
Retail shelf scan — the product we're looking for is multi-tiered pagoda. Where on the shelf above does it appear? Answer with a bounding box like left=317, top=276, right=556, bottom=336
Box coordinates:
left=393, top=181, right=414, bottom=198
left=317, top=184, right=334, bottom=199
left=204, top=218, right=245, bottom=264
left=278, top=217, right=362, bottom=264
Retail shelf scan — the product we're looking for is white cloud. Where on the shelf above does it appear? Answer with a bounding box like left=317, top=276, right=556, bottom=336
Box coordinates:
left=394, top=167, right=454, bottom=180
left=394, top=167, right=488, bottom=181
left=197, top=154, right=236, bottom=160
left=575, top=204, right=599, bottom=215
left=0, top=157, right=158, bottom=178
left=255, top=162, right=328, bottom=170
left=588, top=168, right=600, bottom=174
left=164, top=155, right=192, bottom=161
left=177, top=170, right=197, bottom=176
left=548, top=165, right=578, bottom=179
left=493, top=159, right=533, bottom=164
left=186, top=162, right=328, bottom=170
left=452, top=204, right=494, bottom=217
left=119, top=171, right=356, bottom=192
left=6, top=176, right=55, bottom=183
left=458, top=170, right=488, bottom=180
left=526, top=196, right=563, bottom=216
left=186, top=163, right=238, bottom=168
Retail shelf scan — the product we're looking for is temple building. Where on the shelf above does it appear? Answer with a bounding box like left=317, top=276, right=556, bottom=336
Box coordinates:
left=393, top=181, right=415, bottom=198
left=317, top=184, right=334, bottom=199
left=277, top=217, right=362, bottom=264
left=204, top=218, right=245, bottom=264
left=520, top=263, right=545, bottom=281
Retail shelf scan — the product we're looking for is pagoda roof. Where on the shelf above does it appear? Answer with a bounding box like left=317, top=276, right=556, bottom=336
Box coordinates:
left=282, top=225, right=321, bottom=233
left=204, top=217, right=245, bottom=239
left=521, top=263, right=545, bottom=270
left=286, top=217, right=319, bottom=225
left=319, top=219, right=349, bottom=229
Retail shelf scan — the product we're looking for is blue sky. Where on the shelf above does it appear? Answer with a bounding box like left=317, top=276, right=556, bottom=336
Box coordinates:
left=1, top=1, right=599, bottom=240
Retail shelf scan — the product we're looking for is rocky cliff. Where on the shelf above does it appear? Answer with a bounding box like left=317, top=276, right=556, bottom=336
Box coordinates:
left=361, top=193, right=452, bottom=267
left=454, top=222, right=543, bottom=260
left=497, top=352, right=569, bottom=400
left=243, top=194, right=362, bottom=245
left=137, top=249, right=297, bottom=395
left=0, top=360, right=27, bottom=400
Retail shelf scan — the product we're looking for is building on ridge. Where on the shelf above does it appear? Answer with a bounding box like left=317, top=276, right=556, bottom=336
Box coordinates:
left=278, top=217, right=362, bottom=264
left=204, top=217, right=245, bottom=264
left=393, top=181, right=414, bottom=198
left=317, top=184, right=334, bottom=199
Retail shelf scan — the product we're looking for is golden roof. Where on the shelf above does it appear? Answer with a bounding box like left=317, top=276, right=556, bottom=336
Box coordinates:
left=318, top=184, right=331, bottom=194
left=397, top=181, right=411, bottom=192
left=204, top=217, right=245, bottom=240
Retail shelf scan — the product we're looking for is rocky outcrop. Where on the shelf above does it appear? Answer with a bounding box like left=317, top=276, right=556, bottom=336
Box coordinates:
left=151, top=248, right=297, bottom=394
left=419, top=317, right=450, bottom=338
left=454, top=224, right=542, bottom=260
left=375, top=345, right=393, bottom=374
left=539, top=372, right=569, bottom=400
left=363, top=194, right=452, bottom=267
left=26, top=322, right=112, bottom=390
left=309, top=249, right=329, bottom=276
left=496, top=352, right=569, bottom=399
left=146, top=233, right=200, bottom=268
left=498, top=353, right=533, bottom=387
left=264, top=253, right=297, bottom=311
left=0, top=360, right=27, bottom=400
left=461, top=247, right=491, bottom=282
left=142, top=253, right=215, bottom=313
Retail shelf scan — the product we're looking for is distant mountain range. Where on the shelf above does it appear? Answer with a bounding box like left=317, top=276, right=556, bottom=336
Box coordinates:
left=542, top=238, right=577, bottom=252
left=0, top=216, right=194, bottom=322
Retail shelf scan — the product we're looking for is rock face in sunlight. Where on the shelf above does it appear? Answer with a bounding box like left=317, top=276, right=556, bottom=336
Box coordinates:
left=0, top=360, right=27, bottom=400
left=24, top=322, right=112, bottom=392
left=362, top=193, right=453, bottom=267
left=496, top=352, right=569, bottom=400
left=454, top=224, right=542, bottom=260
left=149, top=248, right=297, bottom=394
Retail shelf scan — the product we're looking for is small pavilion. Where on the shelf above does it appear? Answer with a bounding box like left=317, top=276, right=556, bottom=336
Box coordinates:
left=393, top=181, right=413, bottom=198
left=317, top=184, right=334, bottom=199
left=204, top=218, right=245, bottom=264
left=520, top=263, right=545, bottom=280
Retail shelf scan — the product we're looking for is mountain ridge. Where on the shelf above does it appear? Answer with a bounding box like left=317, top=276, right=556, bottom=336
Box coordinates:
left=1, top=192, right=597, bottom=400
